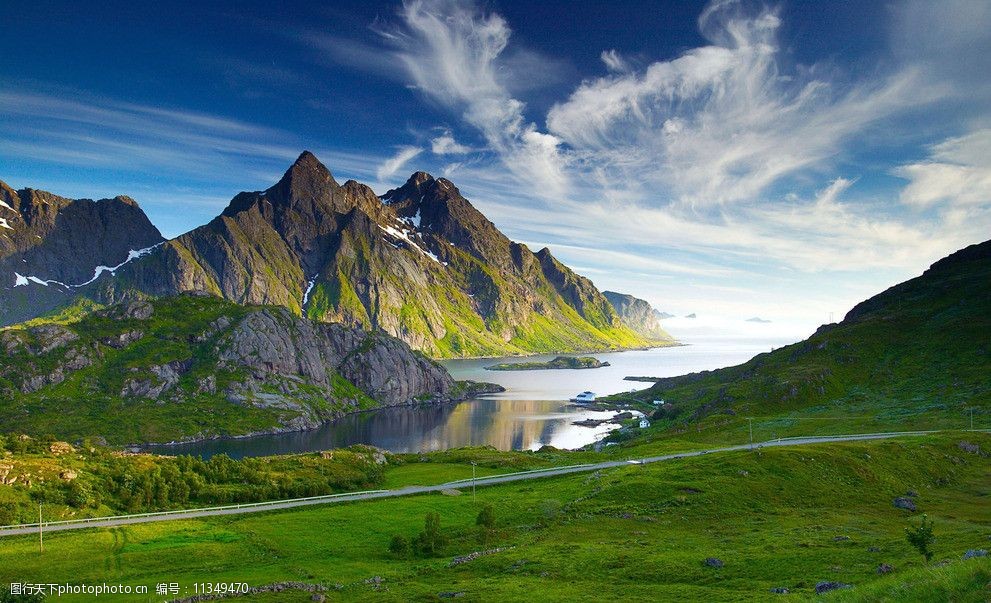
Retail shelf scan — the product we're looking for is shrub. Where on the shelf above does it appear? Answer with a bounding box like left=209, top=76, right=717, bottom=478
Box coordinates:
left=415, top=512, right=448, bottom=556
left=476, top=504, right=496, bottom=529
left=388, top=534, right=412, bottom=559
left=905, top=514, right=936, bottom=562
left=0, top=502, right=18, bottom=526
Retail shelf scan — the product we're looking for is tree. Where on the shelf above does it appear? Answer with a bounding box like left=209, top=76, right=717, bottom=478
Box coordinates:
left=905, top=514, right=936, bottom=562
left=0, top=502, right=18, bottom=526
left=476, top=503, right=496, bottom=545
left=415, top=512, right=447, bottom=556
left=476, top=504, right=496, bottom=529
left=388, top=534, right=412, bottom=559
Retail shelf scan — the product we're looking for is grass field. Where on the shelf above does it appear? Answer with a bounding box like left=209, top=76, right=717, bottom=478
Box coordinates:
left=1, top=432, right=988, bottom=601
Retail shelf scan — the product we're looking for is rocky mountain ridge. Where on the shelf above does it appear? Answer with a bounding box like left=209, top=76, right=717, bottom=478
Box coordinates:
left=0, top=294, right=488, bottom=444
left=0, top=180, right=164, bottom=325
left=2, top=152, right=664, bottom=358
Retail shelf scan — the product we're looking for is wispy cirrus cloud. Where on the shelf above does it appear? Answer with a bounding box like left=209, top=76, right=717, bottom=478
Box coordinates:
left=376, top=146, right=423, bottom=181
left=374, top=0, right=570, bottom=198
left=546, top=1, right=934, bottom=207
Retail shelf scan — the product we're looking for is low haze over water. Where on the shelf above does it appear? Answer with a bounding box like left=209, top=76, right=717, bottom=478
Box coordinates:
left=152, top=334, right=794, bottom=459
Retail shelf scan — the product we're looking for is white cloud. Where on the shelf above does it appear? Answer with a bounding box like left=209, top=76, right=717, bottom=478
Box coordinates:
left=600, top=49, right=630, bottom=73
left=376, top=146, right=423, bottom=180
left=378, top=0, right=569, bottom=197
left=896, top=129, right=991, bottom=208
left=546, top=0, right=932, bottom=206
left=430, top=131, right=471, bottom=155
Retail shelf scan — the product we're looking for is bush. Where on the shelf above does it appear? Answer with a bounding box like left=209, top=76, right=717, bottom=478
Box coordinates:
left=415, top=512, right=448, bottom=556
left=906, top=514, right=936, bottom=562
left=476, top=504, right=496, bottom=529
left=0, top=502, right=18, bottom=526
left=388, top=534, right=412, bottom=559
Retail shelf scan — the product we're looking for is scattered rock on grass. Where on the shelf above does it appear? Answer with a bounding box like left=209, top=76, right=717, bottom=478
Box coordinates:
left=963, top=549, right=987, bottom=559
left=769, top=587, right=789, bottom=594
left=438, top=592, right=465, bottom=598
left=703, top=557, right=724, bottom=568
left=876, top=563, right=893, bottom=574
left=893, top=497, right=917, bottom=511
left=833, top=536, right=850, bottom=542
left=958, top=441, right=981, bottom=455
left=815, top=581, right=851, bottom=595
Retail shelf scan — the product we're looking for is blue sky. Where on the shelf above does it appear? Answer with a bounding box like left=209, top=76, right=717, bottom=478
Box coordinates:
left=2, top=0, right=990, bottom=339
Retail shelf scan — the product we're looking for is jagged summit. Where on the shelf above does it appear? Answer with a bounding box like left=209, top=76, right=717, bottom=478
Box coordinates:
left=265, top=150, right=339, bottom=205
left=2, top=152, right=661, bottom=358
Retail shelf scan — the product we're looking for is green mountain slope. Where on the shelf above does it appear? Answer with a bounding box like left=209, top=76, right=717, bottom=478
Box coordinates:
left=0, top=295, right=468, bottom=444
left=625, top=239, right=991, bottom=431
left=76, top=152, right=655, bottom=358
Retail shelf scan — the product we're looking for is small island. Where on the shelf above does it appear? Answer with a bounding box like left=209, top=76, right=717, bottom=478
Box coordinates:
left=484, top=356, right=610, bottom=371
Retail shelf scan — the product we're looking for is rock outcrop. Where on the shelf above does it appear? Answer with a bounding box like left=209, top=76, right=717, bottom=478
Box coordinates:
left=0, top=295, right=458, bottom=443
left=603, top=291, right=675, bottom=343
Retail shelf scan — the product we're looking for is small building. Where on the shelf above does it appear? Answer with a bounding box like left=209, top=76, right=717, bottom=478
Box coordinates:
left=652, top=400, right=666, bottom=406
left=572, top=391, right=596, bottom=403
left=639, top=418, right=651, bottom=428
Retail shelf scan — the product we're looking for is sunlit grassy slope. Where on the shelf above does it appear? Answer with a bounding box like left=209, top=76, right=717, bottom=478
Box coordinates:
left=605, top=240, right=991, bottom=449
left=1, top=433, right=988, bottom=602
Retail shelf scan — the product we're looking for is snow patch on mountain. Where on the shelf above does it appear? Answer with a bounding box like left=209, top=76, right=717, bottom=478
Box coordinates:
left=378, top=224, right=444, bottom=265
left=302, top=277, right=316, bottom=306
left=76, top=243, right=164, bottom=286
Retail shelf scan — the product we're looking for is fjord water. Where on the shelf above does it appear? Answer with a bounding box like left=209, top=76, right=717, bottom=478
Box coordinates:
left=152, top=334, right=793, bottom=459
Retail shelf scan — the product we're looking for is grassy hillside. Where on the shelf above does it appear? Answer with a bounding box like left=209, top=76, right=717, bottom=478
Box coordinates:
left=0, top=295, right=462, bottom=445
left=0, top=433, right=988, bottom=601
left=607, top=240, right=991, bottom=446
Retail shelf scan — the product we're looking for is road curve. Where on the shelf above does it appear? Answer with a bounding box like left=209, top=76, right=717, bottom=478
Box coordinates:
left=0, top=431, right=954, bottom=538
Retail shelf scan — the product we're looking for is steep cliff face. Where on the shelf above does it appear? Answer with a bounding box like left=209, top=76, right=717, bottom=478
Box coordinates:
left=90, top=152, right=656, bottom=357
left=602, top=291, right=676, bottom=343
left=0, top=295, right=459, bottom=444
left=0, top=180, right=164, bottom=325
left=1, top=152, right=665, bottom=357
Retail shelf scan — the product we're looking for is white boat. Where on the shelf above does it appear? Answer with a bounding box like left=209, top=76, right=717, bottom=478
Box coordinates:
left=571, top=391, right=596, bottom=403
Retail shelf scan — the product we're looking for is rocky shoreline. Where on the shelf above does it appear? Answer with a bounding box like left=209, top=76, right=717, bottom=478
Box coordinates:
left=485, top=355, right=611, bottom=371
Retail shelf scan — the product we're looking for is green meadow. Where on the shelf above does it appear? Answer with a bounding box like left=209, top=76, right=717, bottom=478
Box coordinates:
left=1, top=432, right=988, bottom=601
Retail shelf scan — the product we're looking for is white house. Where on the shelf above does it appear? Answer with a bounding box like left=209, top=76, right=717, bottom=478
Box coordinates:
left=652, top=400, right=666, bottom=406
left=572, top=391, right=596, bottom=403
left=639, top=418, right=651, bottom=428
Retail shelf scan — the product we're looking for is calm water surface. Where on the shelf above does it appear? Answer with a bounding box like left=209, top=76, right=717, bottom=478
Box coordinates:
left=151, top=335, right=793, bottom=458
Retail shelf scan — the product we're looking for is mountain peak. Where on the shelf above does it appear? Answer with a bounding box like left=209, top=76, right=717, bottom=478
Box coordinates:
left=408, top=171, right=434, bottom=187
left=268, top=151, right=339, bottom=201
left=293, top=150, right=322, bottom=169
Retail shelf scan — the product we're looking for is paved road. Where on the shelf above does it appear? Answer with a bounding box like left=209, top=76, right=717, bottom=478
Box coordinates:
left=0, top=431, right=951, bottom=538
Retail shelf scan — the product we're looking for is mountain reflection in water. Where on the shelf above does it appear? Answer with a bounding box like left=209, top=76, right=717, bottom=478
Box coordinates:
left=148, top=399, right=621, bottom=460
